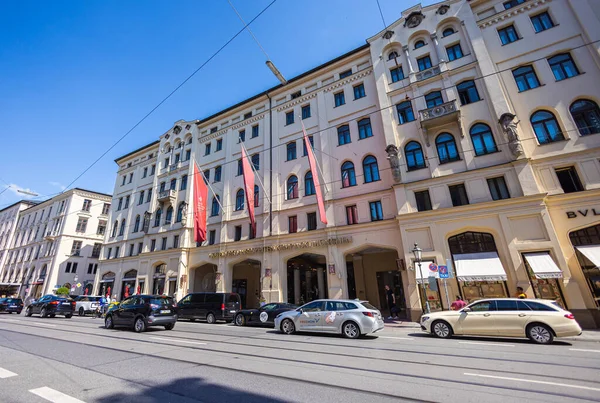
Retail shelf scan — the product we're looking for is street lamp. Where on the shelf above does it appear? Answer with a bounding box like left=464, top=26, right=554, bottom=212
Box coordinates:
left=412, top=242, right=430, bottom=314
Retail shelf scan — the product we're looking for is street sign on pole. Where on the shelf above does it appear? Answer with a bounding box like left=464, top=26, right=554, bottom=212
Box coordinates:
left=446, top=258, right=455, bottom=278
left=439, top=265, right=449, bottom=279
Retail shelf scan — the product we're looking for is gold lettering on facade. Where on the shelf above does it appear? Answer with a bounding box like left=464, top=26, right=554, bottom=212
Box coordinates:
left=208, top=237, right=352, bottom=258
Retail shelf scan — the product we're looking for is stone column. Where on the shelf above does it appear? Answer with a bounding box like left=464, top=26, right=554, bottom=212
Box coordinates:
left=317, top=267, right=325, bottom=299
left=305, top=270, right=312, bottom=301
left=402, top=45, right=415, bottom=73
left=294, top=268, right=300, bottom=305
left=430, top=33, right=445, bottom=63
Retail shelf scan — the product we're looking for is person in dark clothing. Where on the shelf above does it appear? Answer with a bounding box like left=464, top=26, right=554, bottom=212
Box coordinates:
left=385, top=285, right=397, bottom=320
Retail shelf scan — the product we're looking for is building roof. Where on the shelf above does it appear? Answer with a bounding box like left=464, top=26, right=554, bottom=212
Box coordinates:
left=114, top=140, right=160, bottom=163
left=0, top=200, right=38, bottom=214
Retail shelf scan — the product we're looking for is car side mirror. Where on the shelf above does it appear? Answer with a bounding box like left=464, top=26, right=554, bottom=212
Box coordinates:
left=297, top=308, right=303, bottom=314
left=461, top=307, right=471, bottom=313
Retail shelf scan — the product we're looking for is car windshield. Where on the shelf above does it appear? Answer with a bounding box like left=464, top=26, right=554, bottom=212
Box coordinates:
left=6, top=298, right=21, bottom=303
left=150, top=297, right=174, bottom=305
left=360, top=302, right=378, bottom=310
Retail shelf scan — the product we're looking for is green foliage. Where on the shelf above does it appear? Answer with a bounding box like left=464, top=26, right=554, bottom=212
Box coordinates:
left=56, top=287, right=70, bottom=296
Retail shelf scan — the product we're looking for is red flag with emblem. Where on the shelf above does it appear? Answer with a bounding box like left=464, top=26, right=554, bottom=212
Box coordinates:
left=302, top=123, right=327, bottom=224
left=241, top=146, right=256, bottom=237
left=193, top=162, right=208, bottom=243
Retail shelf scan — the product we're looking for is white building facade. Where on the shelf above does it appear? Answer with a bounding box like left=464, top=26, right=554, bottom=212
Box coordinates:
left=96, top=0, right=600, bottom=327
left=1, top=189, right=112, bottom=299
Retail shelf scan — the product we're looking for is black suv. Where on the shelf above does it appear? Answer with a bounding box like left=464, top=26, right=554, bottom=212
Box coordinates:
left=0, top=297, right=24, bottom=314
left=104, top=295, right=177, bottom=333
left=25, top=295, right=75, bottom=318
left=178, top=292, right=241, bottom=324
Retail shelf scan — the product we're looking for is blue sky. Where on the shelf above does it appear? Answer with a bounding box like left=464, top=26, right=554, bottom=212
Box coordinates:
left=0, top=0, right=437, bottom=208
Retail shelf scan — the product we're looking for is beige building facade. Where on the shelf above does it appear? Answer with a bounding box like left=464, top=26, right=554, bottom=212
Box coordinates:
left=96, top=0, right=600, bottom=328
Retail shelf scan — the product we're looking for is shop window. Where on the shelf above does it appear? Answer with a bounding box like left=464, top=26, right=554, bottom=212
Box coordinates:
left=555, top=166, right=584, bottom=193
left=569, top=224, right=600, bottom=307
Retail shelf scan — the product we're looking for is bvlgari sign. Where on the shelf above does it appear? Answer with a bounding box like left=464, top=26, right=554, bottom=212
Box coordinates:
left=208, top=237, right=352, bottom=258
left=566, top=208, right=600, bottom=219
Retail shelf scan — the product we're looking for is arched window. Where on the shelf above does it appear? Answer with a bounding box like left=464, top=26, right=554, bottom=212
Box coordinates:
left=363, top=156, right=380, bottom=183
left=436, top=133, right=460, bottom=164
left=341, top=161, right=356, bottom=188
left=254, top=185, right=259, bottom=207
left=570, top=99, right=600, bottom=136
left=154, top=208, right=162, bottom=227
left=388, top=51, right=399, bottom=60
left=448, top=231, right=497, bottom=255
left=133, top=215, right=141, bottom=232
left=165, top=206, right=173, bottom=224
left=414, top=39, right=426, bottom=49
left=286, top=142, right=297, bottom=161
left=176, top=203, right=185, bottom=222
left=235, top=189, right=245, bottom=211
left=287, top=176, right=299, bottom=200
left=305, top=171, right=315, bottom=196
left=442, top=27, right=455, bottom=37
left=405, top=141, right=426, bottom=171
left=211, top=196, right=220, bottom=216
left=470, top=123, right=497, bottom=156
left=111, top=220, right=118, bottom=237
left=119, top=219, right=126, bottom=236
left=531, top=110, right=564, bottom=144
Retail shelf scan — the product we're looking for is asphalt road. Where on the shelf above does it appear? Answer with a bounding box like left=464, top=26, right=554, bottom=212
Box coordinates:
left=0, top=313, right=599, bottom=403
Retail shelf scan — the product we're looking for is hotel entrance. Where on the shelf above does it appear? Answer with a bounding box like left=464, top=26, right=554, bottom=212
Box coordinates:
left=287, top=253, right=327, bottom=305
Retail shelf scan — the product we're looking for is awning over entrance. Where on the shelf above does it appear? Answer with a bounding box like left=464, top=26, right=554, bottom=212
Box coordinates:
left=454, top=252, right=507, bottom=281
left=576, top=245, right=600, bottom=268
left=523, top=252, right=563, bottom=279
left=415, top=261, right=436, bottom=284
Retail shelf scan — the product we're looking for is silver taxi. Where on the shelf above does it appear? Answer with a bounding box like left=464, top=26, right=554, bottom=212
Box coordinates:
left=274, top=299, right=384, bottom=339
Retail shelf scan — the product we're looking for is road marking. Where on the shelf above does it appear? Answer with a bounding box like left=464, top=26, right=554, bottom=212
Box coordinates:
left=29, top=387, right=86, bottom=403
left=0, top=367, right=17, bottom=378
left=0, top=318, right=21, bottom=323
left=570, top=348, right=600, bottom=353
left=464, top=373, right=600, bottom=392
left=0, top=318, right=56, bottom=327
left=459, top=341, right=515, bottom=347
left=150, top=337, right=207, bottom=345
left=377, top=336, right=414, bottom=340
left=27, top=321, right=57, bottom=327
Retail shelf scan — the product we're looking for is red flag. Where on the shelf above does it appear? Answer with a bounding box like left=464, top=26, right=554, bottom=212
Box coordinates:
left=302, top=123, right=327, bottom=224
left=241, top=146, right=256, bottom=237
left=193, top=162, right=208, bottom=243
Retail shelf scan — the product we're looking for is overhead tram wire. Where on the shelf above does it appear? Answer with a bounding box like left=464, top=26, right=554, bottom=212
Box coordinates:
left=58, top=0, right=278, bottom=194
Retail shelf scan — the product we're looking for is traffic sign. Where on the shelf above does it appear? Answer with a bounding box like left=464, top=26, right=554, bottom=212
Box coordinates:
left=438, top=265, right=448, bottom=278
left=428, top=263, right=438, bottom=272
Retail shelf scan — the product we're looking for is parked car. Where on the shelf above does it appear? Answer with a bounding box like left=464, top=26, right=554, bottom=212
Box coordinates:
left=25, top=295, right=75, bottom=318
left=274, top=299, right=384, bottom=339
left=74, top=296, right=102, bottom=316
left=420, top=298, right=582, bottom=344
left=104, top=295, right=177, bottom=333
left=0, top=297, right=24, bottom=314
left=178, top=292, right=241, bottom=324
left=235, top=302, right=297, bottom=327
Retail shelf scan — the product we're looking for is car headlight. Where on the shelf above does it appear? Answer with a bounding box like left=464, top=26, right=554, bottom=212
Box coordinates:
left=421, top=316, right=430, bottom=322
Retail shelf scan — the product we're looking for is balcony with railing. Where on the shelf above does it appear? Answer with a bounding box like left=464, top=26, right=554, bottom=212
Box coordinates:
left=157, top=189, right=176, bottom=204
left=414, top=64, right=442, bottom=82
left=418, top=100, right=460, bottom=130
left=170, top=162, right=180, bottom=172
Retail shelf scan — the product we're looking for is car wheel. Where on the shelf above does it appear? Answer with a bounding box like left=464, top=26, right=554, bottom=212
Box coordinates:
left=235, top=314, right=246, bottom=326
left=206, top=312, right=216, bottom=324
left=134, top=317, right=147, bottom=333
left=105, top=315, right=114, bottom=329
left=432, top=320, right=453, bottom=339
left=40, top=308, right=47, bottom=318
left=281, top=319, right=295, bottom=335
left=25, top=307, right=32, bottom=317
left=64, top=314, right=72, bottom=319
left=342, top=321, right=360, bottom=339
left=527, top=324, right=554, bottom=344
left=78, top=307, right=85, bottom=316
left=164, top=323, right=175, bottom=330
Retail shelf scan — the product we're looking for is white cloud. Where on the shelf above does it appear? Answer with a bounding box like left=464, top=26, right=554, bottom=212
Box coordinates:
left=49, top=181, right=67, bottom=191
left=7, top=184, right=39, bottom=199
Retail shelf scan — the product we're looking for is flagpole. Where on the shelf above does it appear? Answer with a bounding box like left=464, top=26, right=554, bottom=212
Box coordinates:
left=239, top=141, right=271, bottom=205
left=300, top=120, right=329, bottom=194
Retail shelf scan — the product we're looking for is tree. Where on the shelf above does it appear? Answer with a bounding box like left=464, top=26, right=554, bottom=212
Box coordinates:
left=55, top=287, right=70, bottom=296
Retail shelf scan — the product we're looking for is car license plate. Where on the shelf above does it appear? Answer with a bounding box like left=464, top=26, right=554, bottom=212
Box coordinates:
left=9, top=305, right=16, bottom=308
left=229, top=310, right=236, bottom=313
left=62, top=302, right=71, bottom=305
left=160, top=310, right=170, bottom=314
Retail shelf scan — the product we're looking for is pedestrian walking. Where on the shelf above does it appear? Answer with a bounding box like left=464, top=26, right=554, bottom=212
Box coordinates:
left=516, top=287, right=527, bottom=299
left=385, top=285, right=397, bottom=319
left=450, top=295, right=467, bottom=311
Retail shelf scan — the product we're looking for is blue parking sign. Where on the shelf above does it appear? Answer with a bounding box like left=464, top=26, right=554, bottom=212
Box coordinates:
left=438, top=265, right=449, bottom=279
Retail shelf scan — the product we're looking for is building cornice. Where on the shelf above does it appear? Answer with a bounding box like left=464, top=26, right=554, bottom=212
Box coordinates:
left=276, top=92, right=318, bottom=112
left=324, top=68, right=373, bottom=93
left=544, top=189, right=600, bottom=207
left=478, top=0, right=551, bottom=29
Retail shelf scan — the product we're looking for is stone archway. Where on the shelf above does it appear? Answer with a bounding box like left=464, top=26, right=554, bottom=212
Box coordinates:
left=286, top=253, right=327, bottom=305
left=232, top=259, right=261, bottom=309
left=191, top=263, right=217, bottom=293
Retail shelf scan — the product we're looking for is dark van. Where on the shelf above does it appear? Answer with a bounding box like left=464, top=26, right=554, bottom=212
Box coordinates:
left=178, top=293, right=241, bottom=324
